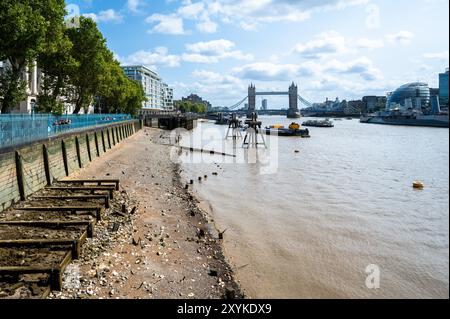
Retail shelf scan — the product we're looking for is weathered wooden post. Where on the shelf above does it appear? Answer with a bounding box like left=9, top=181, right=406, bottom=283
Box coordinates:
left=86, top=134, right=92, bottom=162
left=43, top=145, right=52, bottom=186
left=75, top=136, right=82, bottom=168
left=61, top=140, right=69, bottom=176
left=15, top=151, right=26, bottom=201
left=94, top=132, right=100, bottom=157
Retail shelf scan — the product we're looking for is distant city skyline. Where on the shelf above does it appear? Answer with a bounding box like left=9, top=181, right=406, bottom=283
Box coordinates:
left=70, top=0, right=449, bottom=108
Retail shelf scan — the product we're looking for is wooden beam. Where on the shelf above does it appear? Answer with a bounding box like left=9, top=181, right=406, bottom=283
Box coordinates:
left=94, top=132, right=100, bottom=157
left=15, top=205, right=103, bottom=220
left=111, top=127, right=117, bottom=146
left=0, top=221, right=95, bottom=238
left=107, top=129, right=112, bottom=149
left=0, top=239, right=81, bottom=259
left=43, top=145, right=52, bottom=186
left=61, top=140, right=69, bottom=177
left=57, top=179, right=119, bottom=191
left=101, top=130, right=107, bottom=152
left=15, top=151, right=26, bottom=201
left=45, top=185, right=115, bottom=199
left=32, top=194, right=110, bottom=208
left=86, top=134, right=92, bottom=162
left=75, top=136, right=82, bottom=168
left=0, top=250, right=72, bottom=291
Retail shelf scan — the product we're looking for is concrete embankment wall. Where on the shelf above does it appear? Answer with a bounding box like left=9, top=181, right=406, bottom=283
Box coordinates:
left=0, top=120, right=142, bottom=212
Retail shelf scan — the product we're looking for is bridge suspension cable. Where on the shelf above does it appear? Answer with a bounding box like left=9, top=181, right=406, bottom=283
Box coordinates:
left=227, top=96, right=248, bottom=110
left=298, top=95, right=314, bottom=108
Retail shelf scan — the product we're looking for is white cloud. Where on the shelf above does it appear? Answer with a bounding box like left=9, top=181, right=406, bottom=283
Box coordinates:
left=183, top=39, right=253, bottom=63
left=177, top=2, right=205, bottom=19
left=232, top=62, right=303, bottom=81
left=387, top=31, right=414, bottom=45
left=293, top=31, right=348, bottom=58
left=423, top=51, right=449, bottom=60
left=196, top=17, right=218, bottom=33
left=192, top=70, right=241, bottom=85
left=147, top=0, right=369, bottom=34
left=83, top=9, right=123, bottom=23
left=127, top=0, right=140, bottom=12
left=120, top=47, right=181, bottom=69
left=83, top=13, right=98, bottom=21
left=232, top=57, right=382, bottom=82
left=323, top=57, right=383, bottom=81
left=146, top=14, right=185, bottom=35
left=357, top=38, right=384, bottom=50
left=240, top=21, right=259, bottom=31
left=185, top=39, right=235, bottom=54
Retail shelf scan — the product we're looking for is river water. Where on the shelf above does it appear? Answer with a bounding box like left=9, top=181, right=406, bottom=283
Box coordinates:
left=176, top=116, right=449, bottom=299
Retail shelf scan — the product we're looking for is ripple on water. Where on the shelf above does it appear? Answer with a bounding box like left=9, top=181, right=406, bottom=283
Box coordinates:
left=182, top=119, right=449, bottom=298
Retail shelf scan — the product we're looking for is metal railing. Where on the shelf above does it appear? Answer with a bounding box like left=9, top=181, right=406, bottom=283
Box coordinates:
left=0, top=114, right=132, bottom=150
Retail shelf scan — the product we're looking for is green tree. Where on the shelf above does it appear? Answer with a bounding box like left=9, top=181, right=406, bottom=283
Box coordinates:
left=175, top=100, right=206, bottom=114
left=0, top=67, right=27, bottom=111
left=0, top=0, right=67, bottom=113
left=125, top=80, right=146, bottom=116
left=66, top=17, right=110, bottom=114
left=96, top=56, right=146, bottom=116
left=37, top=26, right=78, bottom=114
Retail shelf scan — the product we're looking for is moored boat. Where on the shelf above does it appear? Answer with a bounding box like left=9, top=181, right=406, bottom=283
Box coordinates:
left=265, top=123, right=310, bottom=137
left=302, top=119, right=334, bottom=128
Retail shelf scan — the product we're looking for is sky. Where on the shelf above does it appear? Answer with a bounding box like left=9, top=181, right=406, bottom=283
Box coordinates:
left=68, top=0, right=449, bottom=108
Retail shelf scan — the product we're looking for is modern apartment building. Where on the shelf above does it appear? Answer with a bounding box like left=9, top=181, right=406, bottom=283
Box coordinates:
left=121, top=65, right=173, bottom=112
left=162, top=83, right=174, bottom=110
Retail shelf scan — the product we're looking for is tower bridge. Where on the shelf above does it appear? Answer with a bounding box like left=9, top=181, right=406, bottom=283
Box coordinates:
left=219, top=83, right=314, bottom=119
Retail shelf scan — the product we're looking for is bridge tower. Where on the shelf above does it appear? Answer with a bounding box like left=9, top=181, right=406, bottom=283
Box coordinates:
left=288, top=82, right=301, bottom=118
left=248, top=83, right=256, bottom=117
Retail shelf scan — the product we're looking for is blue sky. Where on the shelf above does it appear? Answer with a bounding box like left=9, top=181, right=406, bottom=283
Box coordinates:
left=69, top=0, right=449, bottom=108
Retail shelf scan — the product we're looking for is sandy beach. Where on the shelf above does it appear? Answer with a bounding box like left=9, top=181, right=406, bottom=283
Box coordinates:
left=47, top=127, right=242, bottom=299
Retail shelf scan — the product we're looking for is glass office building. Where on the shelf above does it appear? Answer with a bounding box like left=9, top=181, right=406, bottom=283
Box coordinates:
left=387, top=82, right=430, bottom=110
left=439, top=68, right=449, bottom=107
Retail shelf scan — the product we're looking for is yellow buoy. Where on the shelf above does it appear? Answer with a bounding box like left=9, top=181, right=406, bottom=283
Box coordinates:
left=413, top=181, right=424, bottom=189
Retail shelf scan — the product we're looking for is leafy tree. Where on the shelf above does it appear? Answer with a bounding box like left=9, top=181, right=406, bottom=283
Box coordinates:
left=0, top=0, right=67, bottom=113
left=96, top=55, right=146, bottom=116
left=124, top=80, right=146, bottom=115
left=0, top=67, right=27, bottom=111
left=175, top=100, right=207, bottom=114
left=66, top=17, right=110, bottom=114
left=37, top=26, right=78, bottom=114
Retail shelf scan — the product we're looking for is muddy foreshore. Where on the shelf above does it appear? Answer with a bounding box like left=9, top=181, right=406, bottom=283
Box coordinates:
left=43, top=127, right=243, bottom=299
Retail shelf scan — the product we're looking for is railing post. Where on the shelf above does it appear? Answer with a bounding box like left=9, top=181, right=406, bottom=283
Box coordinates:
left=15, top=151, right=26, bottom=201
left=43, top=145, right=52, bottom=186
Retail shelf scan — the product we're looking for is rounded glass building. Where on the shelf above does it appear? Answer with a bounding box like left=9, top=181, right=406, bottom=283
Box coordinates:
left=387, top=82, right=430, bottom=110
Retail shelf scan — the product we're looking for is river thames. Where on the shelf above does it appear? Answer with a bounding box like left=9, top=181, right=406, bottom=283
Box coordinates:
left=177, top=116, right=449, bottom=298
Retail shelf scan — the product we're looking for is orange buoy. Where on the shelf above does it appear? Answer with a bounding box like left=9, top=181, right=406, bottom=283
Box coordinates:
left=413, top=181, right=424, bottom=189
